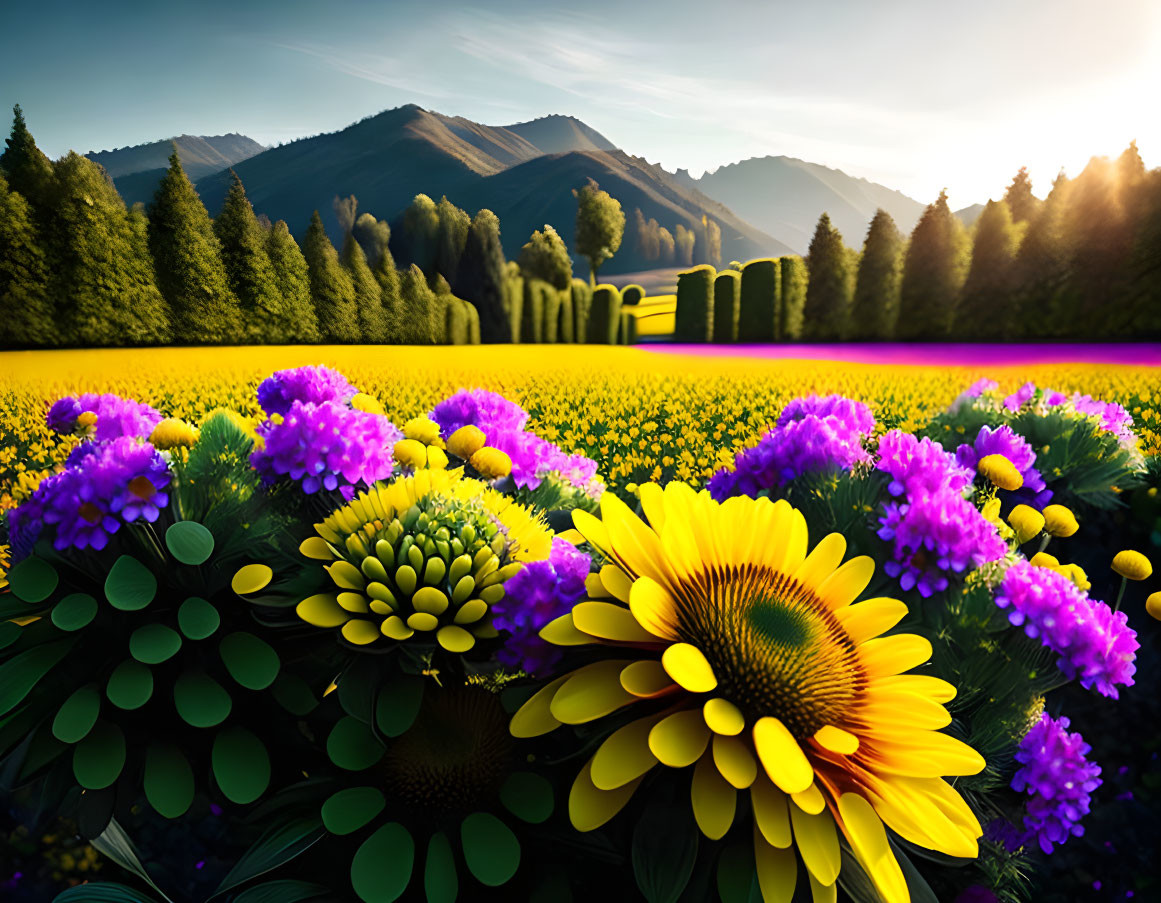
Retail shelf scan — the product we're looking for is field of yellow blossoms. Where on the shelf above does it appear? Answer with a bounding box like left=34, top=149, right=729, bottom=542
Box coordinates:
left=1, top=345, right=1158, bottom=508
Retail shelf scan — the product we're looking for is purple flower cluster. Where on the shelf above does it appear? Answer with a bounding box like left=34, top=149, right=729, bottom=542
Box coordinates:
left=1010, top=713, right=1102, bottom=854
left=875, top=431, right=1005, bottom=596
left=956, top=424, right=1050, bottom=507
left=9, top=437, right=171, bottom=556
left=995, top=560, right=1138, bottom=698
left=47, top=393, right=162, bottom=441
left=492, top=538, right=590, bottom=675
left=251, top=400, right=400, bottom=495
left=708, top=395, right=875, bottom=500
left=256, top=365, right=358, bottom=417
left=1065, top=393, right=1137, bottom=450
left=1004, top=382, right=1038, bottom=411
left=430, top=389, right=529, bottom=436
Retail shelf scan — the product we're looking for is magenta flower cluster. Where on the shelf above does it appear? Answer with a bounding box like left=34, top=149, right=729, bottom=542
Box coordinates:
left=956, top=424, right=1050, bottom=507
left=995, top=560, right=1138, bottom=698
left=875, top=430, right=1006, bottom=596
left=708, top=395, right=875, bottom=500
left=256, top=365, right=358, bottom=416
left=491, top=537, right=590, bottom=675
left=1064, top=393, right=1137, bottom=451
left=1010, top=713, right=1103, bottom=855
left=47, top=393, right=162, bottom=441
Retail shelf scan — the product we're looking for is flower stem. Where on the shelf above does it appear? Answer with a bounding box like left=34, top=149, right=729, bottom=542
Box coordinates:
left=1114, top=576, right=1127, bottom=613
left=1036, top=534, right=1051, bottom=556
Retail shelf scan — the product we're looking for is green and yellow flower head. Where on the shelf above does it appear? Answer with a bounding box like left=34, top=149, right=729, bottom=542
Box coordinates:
left=512, top=483, right=983, bottom=903
left=296, top=469, right=552, bottom=653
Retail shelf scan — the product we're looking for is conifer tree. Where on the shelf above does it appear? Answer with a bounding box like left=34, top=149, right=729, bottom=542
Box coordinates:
left=897, top=190, right=968, bottom=339
left=454, top=209, right=510, bottom=342
left=703, top=216, right=722, bottom=267
left=518, top=225, right=572, bottom=290
left=658, top=227, right=675, bottom=264
left=399, top=264, right=438, bottom=344
left=0, top=173, right=55, bottom=347
left=51, top=152, right=170, bottom=346
left=402, top=194, right=440, bottom=275
left=803, top=213, right=853, bottom=340
left=303, top=210, right=359, bottom=343
left=1124, top=168, right=1161, bottom=337
left=435, top=196, right=470, bottom=285
left=214, top=172, right=285, bottom=343
left=342, top=234, right=389, bottom=343
left=674, top=224, right=696, bottom=267
left=954, top=200, right=1019, bottom=339
left=1012, top=173, right=1071, bottom=338
left=850, top=209, right=903, bottom=339
left=149, top=149, right=243, bottom=344
left=1003, top=167, right=1039, bottom=224
left=265, top=220, right=321, bottom=343
left=353, top=212, right=404, bottom=341
left=0, top=105, right=55, bottom=213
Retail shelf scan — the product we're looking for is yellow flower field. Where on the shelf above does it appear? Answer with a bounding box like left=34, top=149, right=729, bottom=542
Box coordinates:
left=1, top=346, right=1158, bottom=506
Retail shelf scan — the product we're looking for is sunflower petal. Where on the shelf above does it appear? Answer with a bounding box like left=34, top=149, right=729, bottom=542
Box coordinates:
left=750, top=775, right=792, bottom=848
left=550, top=660, right=637, bottom=724
left=648, top=709, right=711, bottom=767
left=870, top=731, right=986, bottom=777
left=815, top=556, right=875, bottom=610
left=859, top=634, right=933, bottom=678
left=637, top=483, right=667, bottom=533
left=573, top=601, right=658, bottom=643
left=591, top=714, right=663, bottom=790
left=793, top=532, right=846, bottom=591
left=753, top=823, right=798, bottom=903
left=791, top=782, right=826, bottom=815
left=619, top=660, right=676, bottom=697
left=629, top=576, right=679, bottom=640
left=341, top=619, right=380, bottom=646
left=875, top=674, right=957, bottom=704
left=509, top=674, right=570, bottom=738
left=836, top=793, right=909, bottom=903
left=835, top=597, right=909, bottom=643
left=661, top=643, right=717, bottom=693
left=297, top=593, right=349, bottom=628
left=691, top=752, right=737, bottom=840
left=807, top=872, right=838, bottom=903
left=703, top=697, right=745, bottom=735
left=569, top=759, right=642, bottom=832
left=599, top=565, right=634, bottom=603
left=713, top=733, right=758, bottom=789
left=539, top=613, right=599, bottom=646
left=812, top=725, right=860, bottom=755
left=790, top=803, right=841, bottom=886
left=753, top=717, right=814, bottom=794
left=573, top=509, right=610, bottom=553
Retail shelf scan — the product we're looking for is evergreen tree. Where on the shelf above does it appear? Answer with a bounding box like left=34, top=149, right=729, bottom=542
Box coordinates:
left=674, top=224, right=696, bottom=267
left=518, top=225, right=572, bottom=290
left=574, top=179, right=624, bottom=284
left=954, top=200, right=1019, bottom=339
left=1124, top=168, right=1161, bottom=337
left=850, top=209, right=903, bottom=339
left=658, top=226, right=675, bottom=264
left=265, top=220, right=321, bottom=343
left=435, top=196, right=470, bottom=285
left=149, top=149, right=243, bottom=344
left=0, top=173, right=55, bottom=347
left=0, top=105, right=54, bottom=213
left=303, top=210, right=359, bottom=343
left=214, top=172, right=285, bottom=343
left=402, top=194, right=440, bottom=275
left=1012, top=173, right=1071, bottom=339
left=702, top=216, right=722, bottom=267
left=1003, top=167, right=1039, bottom=224
left=897, top=190, right=968, bottom=339
left=342, top=234, right=389, bottom=343
left=803, top=213, right=853, bottom=340
left=454, top=209, right=510, bottom=343
left=51, top=152, right=170, bottom=346
left=399, top=264, right=438, bottom=344
left=353, top=212, right=403, bottom=341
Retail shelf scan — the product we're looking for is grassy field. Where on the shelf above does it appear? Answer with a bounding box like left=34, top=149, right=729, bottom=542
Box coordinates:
left=1, top=345, right=1158, bottom=504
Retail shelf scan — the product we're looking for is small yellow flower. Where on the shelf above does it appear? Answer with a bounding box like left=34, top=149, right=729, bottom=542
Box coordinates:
left=447, top=425, right=486, bottom=459
left=402, top=416, right=446, bottom=448
left=350, top=392, right=385, bottom=415
left=469, top=446, right=512, bottom=479
left=1042, top=504, right=1079, bottom=538
left=1059, top=563, right=1091, bottom=592
left=1112, top=550, right=1153, bottom=581
left=76, top=410, right=98, bottom=429
left=980, top=495, right=1014, bottom=540
left=1008, top=504, right=1045, bottom=544
left=393, top=438, right=429, bottom=469
left=1146, top=591, right=1161, bottom=621
left=978, top=454, right=1023, bottom=491
left=1029, top=552, right=1060, bottom=569
left=149, top=417, right=200, bottom=450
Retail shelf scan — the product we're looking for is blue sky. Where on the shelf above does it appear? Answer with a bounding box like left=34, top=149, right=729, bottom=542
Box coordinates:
left=3, top=0, right=1158, bottom=205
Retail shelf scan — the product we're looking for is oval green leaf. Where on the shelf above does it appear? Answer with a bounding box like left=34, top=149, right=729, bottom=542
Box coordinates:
left=8, top=556, right=58, bottom=603
left=270, top=673, right=318, bottom=716
left=219, top=631, right=280, bottom=691
left=326, top=716, right=383, bottom=771
left=73, top=720, right=126, bottom=790
left=52, top=593, right=99, bottom=632
left=0, top=639, right=75, bottom=718
left=0, top=621, right=21, bottom=650
left=373, top=674, right=424, bottom=738
left=321, top=786, right=386, bottom=836
left=212, top=726, right=271, bottom=805
left=460, top=812, right=520, bottom=887
left=104, top=555, right=157, bottom=611
left=166, top=520, right=215, bottom=565
left=173, top=670, right=232, bottom=728
left=351, top=822, right=414, bottom=903
left=145, top=743, right=195, bottom=818
left=129, top=623, right=182, bottom=665
left=106, top=659, right=154, bottom=711
left=178, top=596, right=220, bottom=640
left=499, top=771, right=554, bottom=824
left=53, top=684, right=102, bottom=744
left=424, top=831, right=458, bottom=903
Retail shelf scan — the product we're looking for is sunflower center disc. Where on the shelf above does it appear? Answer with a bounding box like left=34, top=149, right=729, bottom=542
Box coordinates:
left=676, top=564, right=864, bottom=737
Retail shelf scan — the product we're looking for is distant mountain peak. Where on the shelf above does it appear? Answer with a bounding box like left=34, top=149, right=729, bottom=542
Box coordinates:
left=87, top=133, right=266, bottom=181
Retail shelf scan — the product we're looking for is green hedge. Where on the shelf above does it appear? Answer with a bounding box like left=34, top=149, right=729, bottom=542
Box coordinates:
left=779, top=255, right=807, bottom=341
left=713, top=271, right=741, bottom=343
left=621, top=284, right=645, bottom=306
left=571, top=279, right=593, bottom=344
left=446, top=296, right=470, bottom=345
left=505, top=271, right=524, bottom=343
left=521, top=278, right=556, bottom=344
left=466, top=302, right=481, bottom=344
left=739, top=258, right=781, bottom=342
left=619, top=311, right=639, bottom=345
left=675, top=265, right=716, bottom=342
left=588, top=284, right=622, bottom=344
left=557, top=289, right=574, bottom=343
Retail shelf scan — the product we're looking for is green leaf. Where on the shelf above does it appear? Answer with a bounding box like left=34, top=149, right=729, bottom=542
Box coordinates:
left=53, top=684, right=102, bottom=743
left=716, top=842, right=760, bottom=903
left=52, top=593, right=99, bottom=631
left=0, top=638, right=75, bottom=717
left=373, top=674, right=424, bottom=738
left=229, top=881, right=335, bottom=903
left=212, top=815, right=325, bottom=899
left=144, top=743, right=195, bottom=818
left=499, top=771, right=554, bottom=824
left=337, top=657, right=377, bottom=723
left=8, top=555, right=58, bottom=603
left=327, top=715, right=384, bottom=771
left=129, top=623, right=182, bottom=665
left=270, top=673, right=318, bottom=716
left=351, top=822, right=414, bottom=903
left=106, top=659, right=154, bottom=710
left=53, top=882, right=165, bottom=902
left=0, top=620, right=22, bottom=649
left=173, top=670, right=232, bottom=727
left=219, top=631, right=280, bottom=690
left=460, top=811, right=521, bottom=887
left=212, top=726, right=271, bottom=804
left=424, top=831, right=458, bottom=903
left=73, top=720, right=126, bottom=790
left=91, top=819, right=174, bottom=903
left=178, top=596, right=220, bottom=640
left=632, top=801, right=699, bottom=903
left=165, top=520, right=215, bottom=565
left=105, top=555, right=157, bottom=611
left=321, top=786, right=386, bottom=835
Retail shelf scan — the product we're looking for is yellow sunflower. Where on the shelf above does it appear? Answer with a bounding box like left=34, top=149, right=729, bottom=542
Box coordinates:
left=511, top=483, right=984, bottom=903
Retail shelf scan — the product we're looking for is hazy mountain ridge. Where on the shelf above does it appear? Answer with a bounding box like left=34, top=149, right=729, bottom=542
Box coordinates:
left=88, top=133, right=265, bottom=181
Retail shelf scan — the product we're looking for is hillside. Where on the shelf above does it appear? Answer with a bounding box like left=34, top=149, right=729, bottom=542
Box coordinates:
left=503, top=114, right=618, bottom=155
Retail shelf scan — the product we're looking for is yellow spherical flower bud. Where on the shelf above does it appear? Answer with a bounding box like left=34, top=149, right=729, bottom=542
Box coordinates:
left=1042, top=504, right=1079, bottom=538
left=1112, top=550, right=1153, bottom=581
left=350, top=393, right=385, bottom=415
left=402, top=416, right=445, bottom=448
left=149, top=417, right=200, bottom=450
left=1007, top=504, right=1045, bottom=544
left=393, top=438, right=429, bottom=470
left=447, top=425, right=486, bottom=459
left=977, top=454, right=1023, bottom=491
left=1060, top=563, right=1091, bottom=592
left=426, top=446, right=450, bottom=470
left=1029, top=552, right=1060, bottom=569
left=470, top=446, right=512, bottom=479
left=76, top=410, right=98, bottom=429
left=1146, top=591, right=1161, bottom=621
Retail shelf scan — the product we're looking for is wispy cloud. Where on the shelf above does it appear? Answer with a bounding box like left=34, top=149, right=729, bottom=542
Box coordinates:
left=271, top=41, right=455, bottom=100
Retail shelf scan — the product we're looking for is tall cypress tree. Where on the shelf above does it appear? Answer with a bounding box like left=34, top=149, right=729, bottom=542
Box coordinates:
left=1012, top=173, right=1071, bottom=339
left=402, top=194, right=440, bottom=275
left=399, top=263, right=438, bottom=344
left=51, top=152, right=170, bottom=346
left=803, top=213, right=853, bottom=340
left=214, top=171, right=285, bottom=343
left=850, top=209, right=903, bottom=339
left=1003, top=167, right=1039, bottom=224
left=353, top=212, right=403, bottom=342
left=303, top=210, right=359, bottom=343
left=954, top=200, right=1019, bottom=339
left=342, top=234, right=388, bottom=343
left=0, top=105, right=54, bottom=213
left=0, top=173, right=55, bottom=347
left=149, top=149, right=243, bottom=344
left=1124, top=168, right=1161, bottom=338
left=435, top=196, right=470, bottom=285
left=265, top=220, right=321, bottom=343
left=454, top=209, right=510, bottom=342
left=897, top=190, right=968, bottom=339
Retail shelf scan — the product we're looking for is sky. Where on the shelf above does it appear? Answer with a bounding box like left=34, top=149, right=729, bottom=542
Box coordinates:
left=2, top=0, right=1159, bottom=206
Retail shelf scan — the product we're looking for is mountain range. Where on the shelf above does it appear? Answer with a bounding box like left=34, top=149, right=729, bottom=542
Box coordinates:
left=85, top=105, right=983, bottom=271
